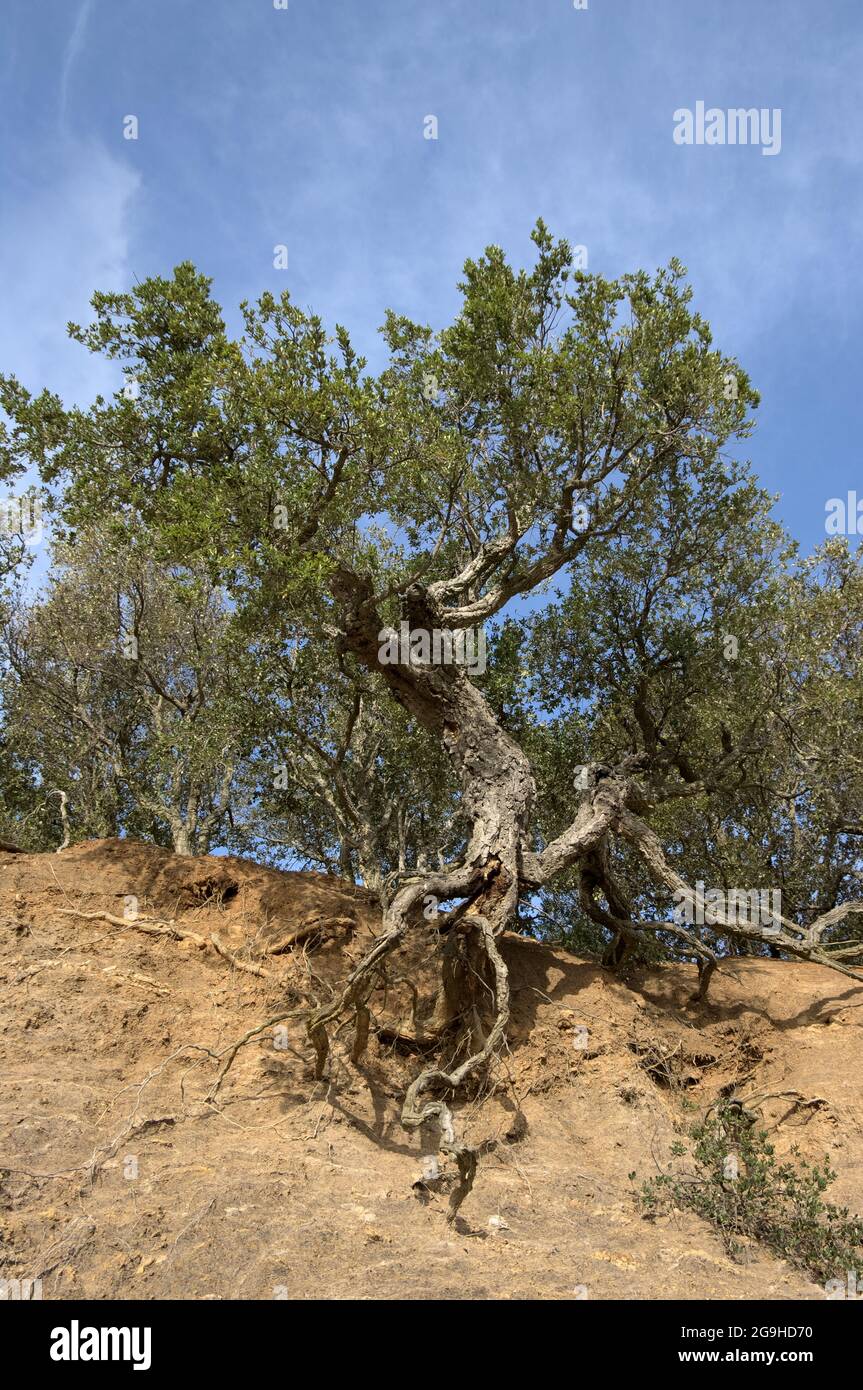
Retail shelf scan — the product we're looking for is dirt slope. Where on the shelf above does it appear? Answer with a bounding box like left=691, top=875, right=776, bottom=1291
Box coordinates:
left=1, top=839, right=861, bottom=1301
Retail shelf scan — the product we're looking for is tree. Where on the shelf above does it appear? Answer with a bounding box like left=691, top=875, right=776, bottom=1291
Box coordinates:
left=234, top=642, right=461, bottom=898
left=3, top=224, right=861, bottom=1216
left=2, top=525, right=247, bottom=854
left=526, top=527, right=863, bottom=973
left=0, top=423, right=42, bottom=847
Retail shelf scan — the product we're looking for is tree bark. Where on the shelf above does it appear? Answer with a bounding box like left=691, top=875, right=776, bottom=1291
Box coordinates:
left=332, top=572, right=535, bottom=933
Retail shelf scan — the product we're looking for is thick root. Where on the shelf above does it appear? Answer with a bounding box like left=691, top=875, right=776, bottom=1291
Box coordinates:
left=305, top=862, right=476, bottom=1078
left=401, top=915, right=510, bottom=1222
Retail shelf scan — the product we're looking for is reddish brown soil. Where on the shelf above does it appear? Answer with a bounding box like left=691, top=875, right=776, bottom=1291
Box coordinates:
left=1, top=839, right=861, bottom=1300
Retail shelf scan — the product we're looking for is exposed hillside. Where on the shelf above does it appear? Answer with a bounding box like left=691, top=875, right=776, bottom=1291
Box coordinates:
left=1, top=840, right=861, bottom=1300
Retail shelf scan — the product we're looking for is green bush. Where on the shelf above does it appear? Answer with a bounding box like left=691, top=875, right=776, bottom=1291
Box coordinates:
left=635, top=1101, right=863, bottom=1285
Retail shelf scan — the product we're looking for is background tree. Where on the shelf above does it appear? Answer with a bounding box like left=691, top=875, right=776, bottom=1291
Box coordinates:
left=232, top=638, right=460, bottom=897
left=2, top=525, right=247, bottom=854
left=0, top=430, right=43, bottom=848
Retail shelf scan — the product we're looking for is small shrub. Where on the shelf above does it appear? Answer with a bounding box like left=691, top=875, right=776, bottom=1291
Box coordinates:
left=636, top=1100, right=863, bottom=1284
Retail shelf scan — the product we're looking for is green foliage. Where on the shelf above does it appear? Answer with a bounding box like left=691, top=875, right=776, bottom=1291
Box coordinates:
left=1, top=524, right=247, bottom=854
left=637, top=1102, right=863, bottom=1284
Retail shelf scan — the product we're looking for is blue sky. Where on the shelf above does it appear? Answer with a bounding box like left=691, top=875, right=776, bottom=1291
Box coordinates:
left=1, top=0, right=861, bottom=553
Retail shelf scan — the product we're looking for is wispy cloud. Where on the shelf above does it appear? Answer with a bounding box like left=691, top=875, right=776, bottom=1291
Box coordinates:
left=59, top=0, right=95, bottom=136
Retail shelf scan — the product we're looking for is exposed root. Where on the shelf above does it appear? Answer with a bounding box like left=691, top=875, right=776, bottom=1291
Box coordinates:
left=401, top=915, right=510, bottom=1223
left=694, top=956, right=718, bottom=1001
left=210, top=931, right=269, bottom=977
left=56, top=906, right=207, bottom=944
left=207, top=1007, right=305, bottom=1100
left=263, top=915, right=356, bottom=955
left=307, top=926, right=403, bottom=1078
left=55, top=907, right=270, bottom=977
left=304, top=861, right=475, bottom=1079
